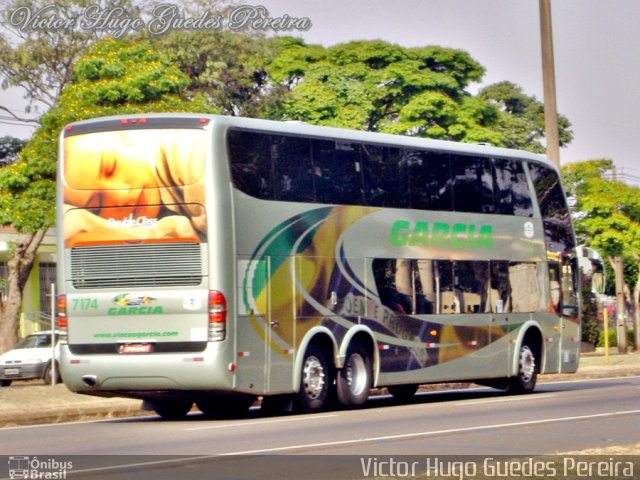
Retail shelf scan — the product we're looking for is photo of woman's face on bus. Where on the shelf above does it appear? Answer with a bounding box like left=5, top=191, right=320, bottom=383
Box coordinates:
left=64, top=132, right=163, bottom=219
left=63, top=129, right=206, bottom=246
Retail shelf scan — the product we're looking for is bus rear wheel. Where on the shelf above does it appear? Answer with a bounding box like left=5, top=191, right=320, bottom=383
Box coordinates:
left=151, top=399, right=193, bottom=419
left=295, top=344, right=332, bottom=413
left=336, top=343, right=371, bottom=409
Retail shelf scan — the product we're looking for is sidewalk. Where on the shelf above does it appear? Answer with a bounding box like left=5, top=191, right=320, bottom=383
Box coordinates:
left=1, top=352, right=639, bottom=428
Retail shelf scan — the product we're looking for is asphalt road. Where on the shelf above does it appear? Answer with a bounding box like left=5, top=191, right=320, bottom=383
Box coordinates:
left=2, top=376, right=639, bottom=460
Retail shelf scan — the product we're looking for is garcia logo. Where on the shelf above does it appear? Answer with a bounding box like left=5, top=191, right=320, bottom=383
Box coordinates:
left=108, top=293, right=163, bottom=316
left=107, top=213, right=158, bottom=229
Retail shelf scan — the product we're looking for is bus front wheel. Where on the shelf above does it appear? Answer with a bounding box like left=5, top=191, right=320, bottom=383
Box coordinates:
left=508, top=341, right=538, bottom=394
left=336, top=343, right=371, bottom=409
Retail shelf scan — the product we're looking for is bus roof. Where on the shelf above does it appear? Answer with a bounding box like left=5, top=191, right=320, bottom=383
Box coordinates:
left=63, top=113, right=557, bottom=171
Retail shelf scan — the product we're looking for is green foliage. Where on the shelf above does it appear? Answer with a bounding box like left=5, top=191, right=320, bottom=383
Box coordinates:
left=270, top=39, right=495, bottom=139
left=478, top=81, right=573, bottom=153
left=597, top=328, right=635, bottom=348
left=581, top=286, right=599, bottom=345
left=151, top=30, right=285, bottom=118
left=563, top=161, right=640, bottom=252
left=268, top=39, right=570, bottom=151
left=562, top=160, right=640, bottom=298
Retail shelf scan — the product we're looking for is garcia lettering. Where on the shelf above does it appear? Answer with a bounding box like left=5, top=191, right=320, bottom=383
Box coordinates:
left=390, top=220, right=493, bottom=249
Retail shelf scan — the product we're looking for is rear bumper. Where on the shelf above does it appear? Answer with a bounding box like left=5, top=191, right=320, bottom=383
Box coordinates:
left=59, top=342, right=234, bottom=393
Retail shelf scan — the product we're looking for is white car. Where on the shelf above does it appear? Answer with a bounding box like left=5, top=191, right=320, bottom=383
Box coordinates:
left=0, top=331, right=62, bottom=387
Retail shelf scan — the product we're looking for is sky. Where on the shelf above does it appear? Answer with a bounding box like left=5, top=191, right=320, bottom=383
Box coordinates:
left=1, top=0, right=639, bottom=183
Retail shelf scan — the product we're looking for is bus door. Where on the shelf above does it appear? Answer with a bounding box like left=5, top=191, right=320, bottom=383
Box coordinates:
left=236, top=255, right=297, bottom=394
left=558, top=254, right=580, bottom=372
left=236, top=257, right=269, bottom=393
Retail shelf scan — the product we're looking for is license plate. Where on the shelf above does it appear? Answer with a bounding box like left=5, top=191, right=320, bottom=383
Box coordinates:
left=4, top=368, right=20, bottom=376
left=119, top=343, right=153, bottom=354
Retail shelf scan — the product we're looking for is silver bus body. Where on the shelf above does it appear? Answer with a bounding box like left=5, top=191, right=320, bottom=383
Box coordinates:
left=56, top=114, right=580, bottom=416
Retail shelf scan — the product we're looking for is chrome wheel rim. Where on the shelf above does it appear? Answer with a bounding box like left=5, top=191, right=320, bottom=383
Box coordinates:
left=519, top=345, right=536, bottom=383
left=302, top=355, right=325, bottom=400
left=345, top=353, right=367, bottom=396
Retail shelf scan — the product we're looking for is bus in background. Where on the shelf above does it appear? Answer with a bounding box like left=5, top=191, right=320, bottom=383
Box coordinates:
left=56, top=114, right=580, bottom=418
left=577, top=246, right=605, bottom=295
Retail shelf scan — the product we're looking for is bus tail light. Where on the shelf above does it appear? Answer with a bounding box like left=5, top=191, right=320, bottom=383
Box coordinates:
left=56, top=295, right=68, bottom=344
left=208, top=290, right=226, bottom=341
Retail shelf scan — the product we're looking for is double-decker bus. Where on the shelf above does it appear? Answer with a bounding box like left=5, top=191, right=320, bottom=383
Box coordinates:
left=56, top=114, right=580, bottom=418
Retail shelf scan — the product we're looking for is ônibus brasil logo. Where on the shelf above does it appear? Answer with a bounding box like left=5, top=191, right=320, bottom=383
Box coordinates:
left=8, top=456, right=73, bottom=480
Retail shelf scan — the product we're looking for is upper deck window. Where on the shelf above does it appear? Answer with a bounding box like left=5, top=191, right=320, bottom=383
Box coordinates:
left=228, top=128, right=534, bottom=217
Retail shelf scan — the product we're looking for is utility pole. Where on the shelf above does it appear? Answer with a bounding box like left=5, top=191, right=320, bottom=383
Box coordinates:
left=539, top=0, right=560, bottom=168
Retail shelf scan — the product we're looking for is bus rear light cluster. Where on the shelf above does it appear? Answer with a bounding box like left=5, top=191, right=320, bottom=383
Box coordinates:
left=208, top=290, right=227, bottom=341
left=56, top=295, right=69, bottom=344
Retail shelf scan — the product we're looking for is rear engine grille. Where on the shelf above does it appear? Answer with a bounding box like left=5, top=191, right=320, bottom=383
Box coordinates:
left=70, top=242, right=203, bottom=289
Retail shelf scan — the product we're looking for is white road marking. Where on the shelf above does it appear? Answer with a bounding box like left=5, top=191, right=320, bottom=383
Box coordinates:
left=221, top=409, right=640, bottom=455
left=183, top=413, right=339, bottom=431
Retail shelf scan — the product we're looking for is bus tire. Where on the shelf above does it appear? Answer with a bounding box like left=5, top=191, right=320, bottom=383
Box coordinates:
left=152, top=399, right=193, bottom=419
left=387, top=384, right=419, bottom=402
left=295, top=344, right=332, bottom=413
left=336, top=343, right=371, bottom=409
left=508, top=340, right=538, bottom=394
left=0, top=380, right=11, bottom=387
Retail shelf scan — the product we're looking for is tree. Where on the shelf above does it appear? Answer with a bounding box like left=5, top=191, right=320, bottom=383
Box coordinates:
left=151, top=29, right=287, bottom=118
left=0, top=37, right=211, bottom=353
left=268, top=39, right=572, bottom=151
left=268, top=39, right=501, bottom=144
left=562, top=160, right=640, bottom=352
left=478, top=81, right=573, bottom=153
left=0, top=0, right=144, bottom=114
left=0, top=136, right=25, bottom=165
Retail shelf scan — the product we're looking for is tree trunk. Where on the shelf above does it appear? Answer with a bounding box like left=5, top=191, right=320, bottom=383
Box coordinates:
left=633, top=254, right=640, bottom=352
left=610, top=256, right=627, bottom=354
left=0, top=229, right=46, bottom=354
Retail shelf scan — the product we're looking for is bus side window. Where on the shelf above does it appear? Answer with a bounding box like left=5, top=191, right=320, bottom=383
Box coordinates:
left=273, top=136, right=314, bottom=202
left=451, top=155, right=494, bottom=214
left=509, top=262, right=541, bottom=312
left=312, top=140, right=364, bottom=205
left=494, top=158, right=533, bottom=217
left=362, top=144, right=405, bottom=208
left=373, top=259, right=411, bottom=314
left=528, top=163, right=576, bottom=253
left=228, top=130, right=274, bottom=199
left=490, top=261, right=511, bottom=313
left=454, top=261, right=489, bottom=313
left=407, top=150, right=452, bottom=212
